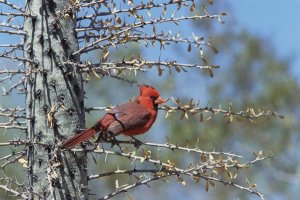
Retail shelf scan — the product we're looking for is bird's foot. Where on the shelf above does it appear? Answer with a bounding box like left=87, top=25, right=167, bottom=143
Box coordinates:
left=109, top=136, right=121, bottom=148
left=130, top=136, right=143, bottom=149
left=93, top=134, right=103, bottom=150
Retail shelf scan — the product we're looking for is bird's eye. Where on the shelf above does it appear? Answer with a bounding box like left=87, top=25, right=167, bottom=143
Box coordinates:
left=150, top=96, right=157, bottom=100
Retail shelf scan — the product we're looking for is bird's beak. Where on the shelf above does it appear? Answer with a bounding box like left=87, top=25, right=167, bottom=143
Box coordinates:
left=155, top=96, right=165, bottom=104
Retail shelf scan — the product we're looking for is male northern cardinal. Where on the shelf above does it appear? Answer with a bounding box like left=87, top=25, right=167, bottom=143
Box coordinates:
left=62, top=84, right=165, bottom=148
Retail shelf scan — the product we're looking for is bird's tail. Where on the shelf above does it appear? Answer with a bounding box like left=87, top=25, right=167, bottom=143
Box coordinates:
left=62, top=124, right=102, bottom=149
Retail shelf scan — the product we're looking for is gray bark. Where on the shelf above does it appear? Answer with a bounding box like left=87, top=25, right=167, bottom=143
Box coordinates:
left=23, top=0, right=87, bottom=199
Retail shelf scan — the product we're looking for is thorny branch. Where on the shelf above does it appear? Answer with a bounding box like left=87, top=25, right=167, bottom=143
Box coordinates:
left=78, top=33, right=216, bottom=53
left=0, top=107, right=27, bottom=131
left=0, top=11, right=33, bottom=18
left=0, top=107, right=25, bottom=113
left=98, top=172, right=265, bottom=200
left=74, top=27, right=133, bottom=55
left=63, top=60, right=219, bottom=77
left=0, top=30, right=26, bottom=35
left=0, top=23, right=23, bottom=30
left=0, top=122, right=27, bottom=130
left=0, top=150, right=25, bottom=162
left=75, top=14, right=223, bottom=56
left=98, top=175, right=168, bottom=200
left=76, top=14, right=222, bottom=32
left=0, top=54, right=35, bottom=64
left=0, top=0, right=25, bottom=13
left=0, top=138, right=239, bottom=158
left=1, top=151, right=26, bottom=169
left=0, top=0, right=24, bottom=12
left=0, top=44, right=23, bottom=48
left=0, top=139, right=47, bottom=147
left=2, top=78, right=25, bottom=95
left=0, top=112, right=26, bottom=119
left=85, top=98, right=284, bottom=123
left=76, top=0, right=194, bottom=21
left=100, top=139, right=243, bottom=158
left=72, top=147, right=269, bottom=200
left=0, top=175, right=28, bottom=198
left=0, top=69, right=24, bottom=74
left=0, top=136, right=269, bottom=200
left=161, top=98, right=284, bottom=122
left=0, top=185, right=27, bottom=198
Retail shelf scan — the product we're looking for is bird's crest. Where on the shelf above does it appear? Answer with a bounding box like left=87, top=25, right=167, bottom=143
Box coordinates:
left=138, top=84, right=160, bottom=97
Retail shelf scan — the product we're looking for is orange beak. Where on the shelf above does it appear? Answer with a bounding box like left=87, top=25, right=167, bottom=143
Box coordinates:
left=155, top=96, right=165, bottom=104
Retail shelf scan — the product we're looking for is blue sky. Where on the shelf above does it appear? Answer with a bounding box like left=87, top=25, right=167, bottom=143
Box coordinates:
left=228, top=0, right=300, bottom=76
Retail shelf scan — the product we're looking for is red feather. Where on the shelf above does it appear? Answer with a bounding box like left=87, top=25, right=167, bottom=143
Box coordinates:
left=62, top=85, right=164, bottom=148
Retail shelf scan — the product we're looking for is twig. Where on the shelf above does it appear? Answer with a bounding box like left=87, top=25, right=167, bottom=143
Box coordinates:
left=85, top=100, right=283, bottom=122
left=0, top=29, right=27, bottom=35
left=77, top=0, right=193, bottom=21
left=1, top=151, right=26, bottom=169
left=89, top=151, right=268, bottom=200
left=0, top=23, right=23, bottom=30
left=0, top=184, right=27, bottom=198
left=63, top=60, right=219, bottom=78
left=2, top=78, right=25, bottom=96
left=72, top=148, right=269, bottom=173
left=78, top=33, right=215, bottom=54
left=98, top=139, right=243, bottom=158
left=0, top=54, right=36, bottom=64
left=73, top=27, right=132, bottom=55
left=0, top=0, right=24, bottom=12
left=0, top=151, right=25, bottom=161
left=76, top=15, right=221, bottom=32
left=0, top=139, right=48, bottom=147
left=0, top=69, right=25, bottom=74
left=0, top=11, right=33, bottom=17
left=0, top=123, right=27, bottom=130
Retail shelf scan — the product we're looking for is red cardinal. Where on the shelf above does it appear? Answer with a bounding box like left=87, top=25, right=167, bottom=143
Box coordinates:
left=62, top=85, right=165, bottom=148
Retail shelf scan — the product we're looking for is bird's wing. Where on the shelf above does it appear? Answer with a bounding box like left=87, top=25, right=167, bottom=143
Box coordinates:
left=107, top=101, right=152, bottom=134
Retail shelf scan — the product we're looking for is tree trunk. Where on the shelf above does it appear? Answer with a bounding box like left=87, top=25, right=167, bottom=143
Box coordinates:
left=23, top=0, right=87, bottom=199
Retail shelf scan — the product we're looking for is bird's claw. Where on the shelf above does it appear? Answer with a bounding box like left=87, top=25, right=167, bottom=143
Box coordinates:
left=109, top=136, right=121, bottom=148
left=130, top=136, right=143, bottom=149
left=93, top=134, right=103, bottom=150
